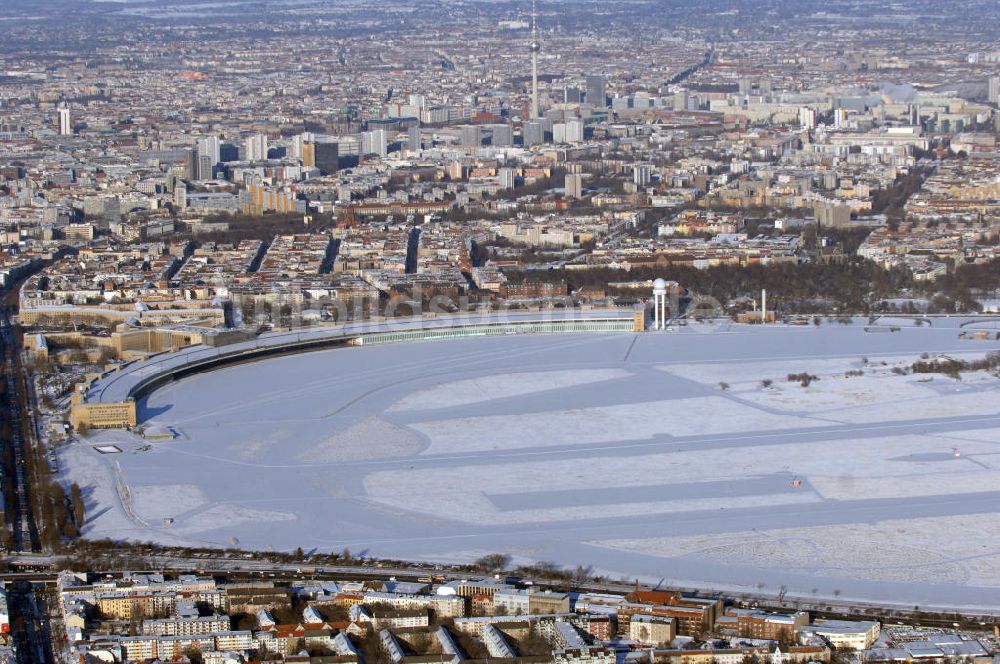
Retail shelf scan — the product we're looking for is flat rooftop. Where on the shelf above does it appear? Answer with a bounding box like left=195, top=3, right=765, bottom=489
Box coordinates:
left=86, top=308, right=638, bottom=404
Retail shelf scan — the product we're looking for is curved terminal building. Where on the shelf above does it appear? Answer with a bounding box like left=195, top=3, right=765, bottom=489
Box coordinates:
left=61, top=312, right=1000, bottom=613
left=72, top=308, right=643, bottom=427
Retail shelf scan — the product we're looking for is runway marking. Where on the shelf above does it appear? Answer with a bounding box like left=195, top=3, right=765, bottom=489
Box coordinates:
left=153, top=412, right=1000, bottom=471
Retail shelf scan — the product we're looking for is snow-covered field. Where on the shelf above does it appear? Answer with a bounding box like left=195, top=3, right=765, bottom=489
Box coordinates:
left=588, top=511, right=1000, bottom=587
left=61, top=319, right=1000, bottom=610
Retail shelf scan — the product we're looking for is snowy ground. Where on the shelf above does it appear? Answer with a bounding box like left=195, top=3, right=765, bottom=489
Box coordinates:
left=61, top=318, right=1000, bottom=610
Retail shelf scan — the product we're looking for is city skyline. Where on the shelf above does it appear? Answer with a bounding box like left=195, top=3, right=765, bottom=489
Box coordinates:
left=1, top=0, right=1000, bottom=660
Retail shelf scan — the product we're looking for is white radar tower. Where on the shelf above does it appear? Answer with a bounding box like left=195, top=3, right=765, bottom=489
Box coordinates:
left=653, top=278, right=668, bottom=330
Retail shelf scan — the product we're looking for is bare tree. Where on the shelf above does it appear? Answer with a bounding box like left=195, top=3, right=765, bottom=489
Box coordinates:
left=474, top=553, right=511, bottom=573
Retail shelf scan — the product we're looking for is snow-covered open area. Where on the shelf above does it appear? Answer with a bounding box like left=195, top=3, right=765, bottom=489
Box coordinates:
left=60, top=317, right=1000, bottom=610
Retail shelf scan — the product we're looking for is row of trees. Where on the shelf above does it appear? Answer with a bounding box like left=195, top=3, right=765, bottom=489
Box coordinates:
left=910, top=351, right=1000, bottom=379
left=871, top=169, right=931, bottom=226
left=0, top=312, right=87, bottom=552
left=32, top=478, right=85, bottom=549
left=500, top=255, right=1000, bottom=315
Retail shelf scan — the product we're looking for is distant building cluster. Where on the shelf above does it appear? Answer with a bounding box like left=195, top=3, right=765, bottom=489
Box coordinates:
left=63, top=568, right=989, bottom=664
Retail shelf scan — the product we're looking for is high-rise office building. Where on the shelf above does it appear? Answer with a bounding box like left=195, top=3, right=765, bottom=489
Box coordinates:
left=185, top=148, right=199, bottom=180
left=633, top=164, right=652, bottom=187
left=586, top=75, right=607, bottom=107
left=552, top=122, right=567, bottom=144
left=336, top=136, right=361, bottom=160
left=360, top=129, right=388, bottom=157
left=219, top=142, right=239, bottom=163
left=612, top=96, right=631, bottom=112
left=799, top=107, right=817, bottom=129
left=292, top=132, right=314, bottom=161
left=407, top=125, right=422, bottom=152
left=633, top=93, right=653, bottom=110
left=198, top=155, right=214, bottom=181
left=174, top=182, right=187, bottom=209
left=499, top=168, right=517, bottom=190
left=566, top=119, right=585, bottom=143
left=989, top=76, right=1000, bottom=105
left=522, top=121, right=544, bottom=146
left=461, top=125, right=483, bottom=147
left=564, top=87, right=582, bottom=104
left=57, top=106, right=71, bottom=136
left=565, top=173, right=583, bottom=199
left=197, top=136, right=221, bottom=166
left=245, top=133, right=268, bottom=161
left=314, top=142, right=339, bottom=175
left=300, top=142, right=316, bottom=168
left=489, top=124, right=513, bottom=147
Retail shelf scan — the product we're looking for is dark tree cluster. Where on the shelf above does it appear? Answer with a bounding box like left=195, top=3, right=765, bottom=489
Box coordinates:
left=501, top=256, right=1000, bottom=315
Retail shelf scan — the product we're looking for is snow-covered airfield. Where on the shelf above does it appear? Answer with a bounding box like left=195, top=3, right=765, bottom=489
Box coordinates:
left=66, top=316, right=1000, bottom=610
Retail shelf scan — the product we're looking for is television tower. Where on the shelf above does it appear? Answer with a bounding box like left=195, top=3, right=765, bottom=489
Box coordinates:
left=530, top=0, right=540, bottom=119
